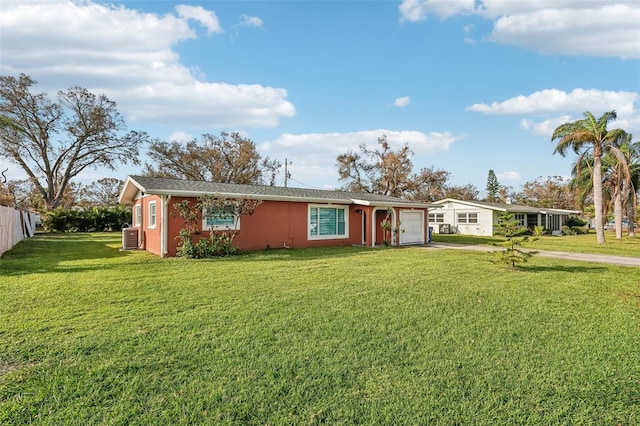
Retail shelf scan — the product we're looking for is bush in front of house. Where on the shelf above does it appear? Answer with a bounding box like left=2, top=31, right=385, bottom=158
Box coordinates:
left=565, top=216, right=588, bottom=228
left=172, top=195, right=260, bottom=259
left=562, top=216, right=589, bottom=236
left=42, top=206, right=131, bottom=232
left=175, top=229, right=239, bottom=259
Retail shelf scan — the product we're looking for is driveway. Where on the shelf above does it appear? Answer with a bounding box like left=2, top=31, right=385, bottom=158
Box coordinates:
left=425, top=242, right=640, bottom=267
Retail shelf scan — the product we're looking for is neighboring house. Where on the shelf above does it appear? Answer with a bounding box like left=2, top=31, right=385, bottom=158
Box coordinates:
left=118, top=175, right=439, bottom=257
left=429, top=198, right=580, bottom=236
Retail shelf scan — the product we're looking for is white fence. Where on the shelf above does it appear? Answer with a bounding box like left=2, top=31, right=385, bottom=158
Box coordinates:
left=0, top=205, right=37, bottom=257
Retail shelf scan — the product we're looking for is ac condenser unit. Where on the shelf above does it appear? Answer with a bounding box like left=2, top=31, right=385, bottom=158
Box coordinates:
left=122, top=227, right=138, bottom=250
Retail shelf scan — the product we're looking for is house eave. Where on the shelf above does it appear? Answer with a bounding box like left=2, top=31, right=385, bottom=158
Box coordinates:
left=119, top=176, right=442, bottom=209
left=118, top=176, right=145, bottom=204
left=434, top=198, right=581, bottom=215
left=135, top=190, right=440, bottom=208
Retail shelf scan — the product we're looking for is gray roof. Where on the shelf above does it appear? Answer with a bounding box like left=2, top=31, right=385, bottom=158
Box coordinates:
left=119, top=175, right=438, bottom=208
left=433, top=198, right=580, bottom=215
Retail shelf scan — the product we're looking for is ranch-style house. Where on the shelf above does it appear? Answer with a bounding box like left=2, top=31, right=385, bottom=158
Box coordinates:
left=118, top=175, right=440, bottom=257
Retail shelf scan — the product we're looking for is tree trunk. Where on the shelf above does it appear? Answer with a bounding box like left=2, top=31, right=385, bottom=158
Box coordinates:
left=629, top=190, right=637, bottom=237
left=593, top=155, right=606, bottom=243
left=614, top=189, right=623, bottom=239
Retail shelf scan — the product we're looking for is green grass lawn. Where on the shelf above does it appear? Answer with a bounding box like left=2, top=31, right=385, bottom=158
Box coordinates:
left=433, top=232, right=640, bottom=258
left=1, top=233, right=640, bottom=425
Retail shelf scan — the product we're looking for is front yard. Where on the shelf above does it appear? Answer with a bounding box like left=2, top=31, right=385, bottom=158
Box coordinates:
left=1, top=233, right=639, bottom=424
left=433, top=232, right=640, bottom=258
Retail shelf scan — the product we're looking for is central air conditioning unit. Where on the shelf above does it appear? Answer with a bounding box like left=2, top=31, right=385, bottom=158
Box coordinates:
left=439, top=223, right=452, bottom=234
left=121, top=227, right=138, bottom=250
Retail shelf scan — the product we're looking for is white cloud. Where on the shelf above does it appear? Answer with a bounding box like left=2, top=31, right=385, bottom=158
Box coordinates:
left=471, top=89, right=640, bottom=137
left=489, top=4, right=640, bottom=59
left=167, top=131, right=194, bottom=143
left=399, top=0, right=476, bottom=22
left=468, top=89, right=639, bottom=116
left=463, top=24, right=476, bottom=44
left=260, top=129, right=462, bottom=188
left=496, top=171, right=521, bottom=182
left=469, top=88, right=640, bottom=137
left=392, top=96, right=411, bottom=107
left=520, top=116, right=572, bottom=137
left=240, top=14, right=264, bottom=28
left=0, top=1, right=295, bottom=129
left=262, top=129, right=458, bottom=157
left=175, top=4, right=222, bottom=34
left=399, top=0, right=640, bottom=59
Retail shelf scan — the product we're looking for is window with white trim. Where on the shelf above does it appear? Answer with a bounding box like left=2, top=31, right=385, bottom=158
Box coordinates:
left=457, top=212, right=478, bottom=224
left=148, top=201, right=157, bottom=229
left=134, top=204, right=142, bottom=227
left=429, top=213, right=445, bottom=223
left=514, top=214, right=525, bottom=226
left=202, top=207, right=239, bottom=230
left=309, top=206, right=348, bottom=239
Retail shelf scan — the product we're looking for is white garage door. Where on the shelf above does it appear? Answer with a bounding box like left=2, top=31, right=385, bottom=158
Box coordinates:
left=399, top=211, right=424, bottom=245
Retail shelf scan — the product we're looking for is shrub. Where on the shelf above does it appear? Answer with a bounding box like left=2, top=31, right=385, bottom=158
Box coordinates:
left=492, top=212, right=538, bottom=270
left=532, top=225, right=546, bottom=237
left=42, top=206, right=131, bottom=232
left=173, top=194, right=260, bottom=259
left=565, top=216, right=587, bottom=228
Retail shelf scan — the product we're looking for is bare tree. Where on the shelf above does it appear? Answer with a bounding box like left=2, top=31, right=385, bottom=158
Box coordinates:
left=444, top=183, right=480, bottom=201
left=78, top=177, right=124, bottom=207
left=144, top=132, right=281, bottom=186
left=337, top=135, right=414, bottom=197
left=514, top=176, right=578, bottom=210
left=337, top=136, right=481, bottom=202
left=405, top=166, right=451, bottom=202
left=0, top=74, right=147, bottom=211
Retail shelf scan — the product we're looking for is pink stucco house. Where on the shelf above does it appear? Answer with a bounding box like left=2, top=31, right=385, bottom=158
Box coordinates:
left=119, top=175, right=438, bottom=257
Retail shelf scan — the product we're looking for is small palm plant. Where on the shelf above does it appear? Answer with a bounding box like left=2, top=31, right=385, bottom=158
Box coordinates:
left=492, top=212, right=539, bottom=270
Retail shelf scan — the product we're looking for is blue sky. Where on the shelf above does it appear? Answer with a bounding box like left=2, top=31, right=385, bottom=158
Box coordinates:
left=1, top=0, right=639, bottom=195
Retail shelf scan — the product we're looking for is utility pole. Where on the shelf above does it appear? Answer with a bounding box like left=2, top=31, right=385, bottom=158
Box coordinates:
left=284, top=159, right=291, bottom=187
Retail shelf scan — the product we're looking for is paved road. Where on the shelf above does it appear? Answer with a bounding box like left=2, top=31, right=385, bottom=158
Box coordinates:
left=425, top=242, right=640, bottom=267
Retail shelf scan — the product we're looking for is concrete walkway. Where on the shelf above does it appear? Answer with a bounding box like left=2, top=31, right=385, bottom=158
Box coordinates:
left=424, top=242, right=640, bottom=267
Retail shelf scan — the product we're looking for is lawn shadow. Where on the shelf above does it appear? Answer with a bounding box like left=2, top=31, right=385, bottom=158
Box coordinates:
left=0, top=232, right=139, bottom=276
left=227, top=245, right=389, bottom=263
left=522, top=264, right=608, bottom=273
left=432, top=234, right=505, bottom=245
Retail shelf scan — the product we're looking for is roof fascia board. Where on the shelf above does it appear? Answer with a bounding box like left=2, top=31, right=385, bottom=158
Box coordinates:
left=146, top=189, right=356, bottom=205
left=438, top=198, right=506, bottom=211
left=137, top=189, right=436, bottom=208
left=118, top=177, right=146, bottom=204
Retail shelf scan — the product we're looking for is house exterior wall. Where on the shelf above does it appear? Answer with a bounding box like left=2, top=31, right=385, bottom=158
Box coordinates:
left=129, top=194, right=430, bottom=257
left=162, top=197, right=380, bottom=257
left=130, top=197, right=430, bottom=256
left=131, top=194, right=164, bottom=256
left=429, top=199, right=575, bottom=236
left=429, top=201, right=495, bottom=236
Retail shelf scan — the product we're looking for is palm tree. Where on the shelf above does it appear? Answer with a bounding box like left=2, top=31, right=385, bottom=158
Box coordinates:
left=607, top=148, right=628, bottom=240
left=569, top=154, right=610, bottom=230
left=552, top=111, right=628, bottom=244
left=620, top=138, right=640, bottom=237
left=571, top=138, right=638, bottom=239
